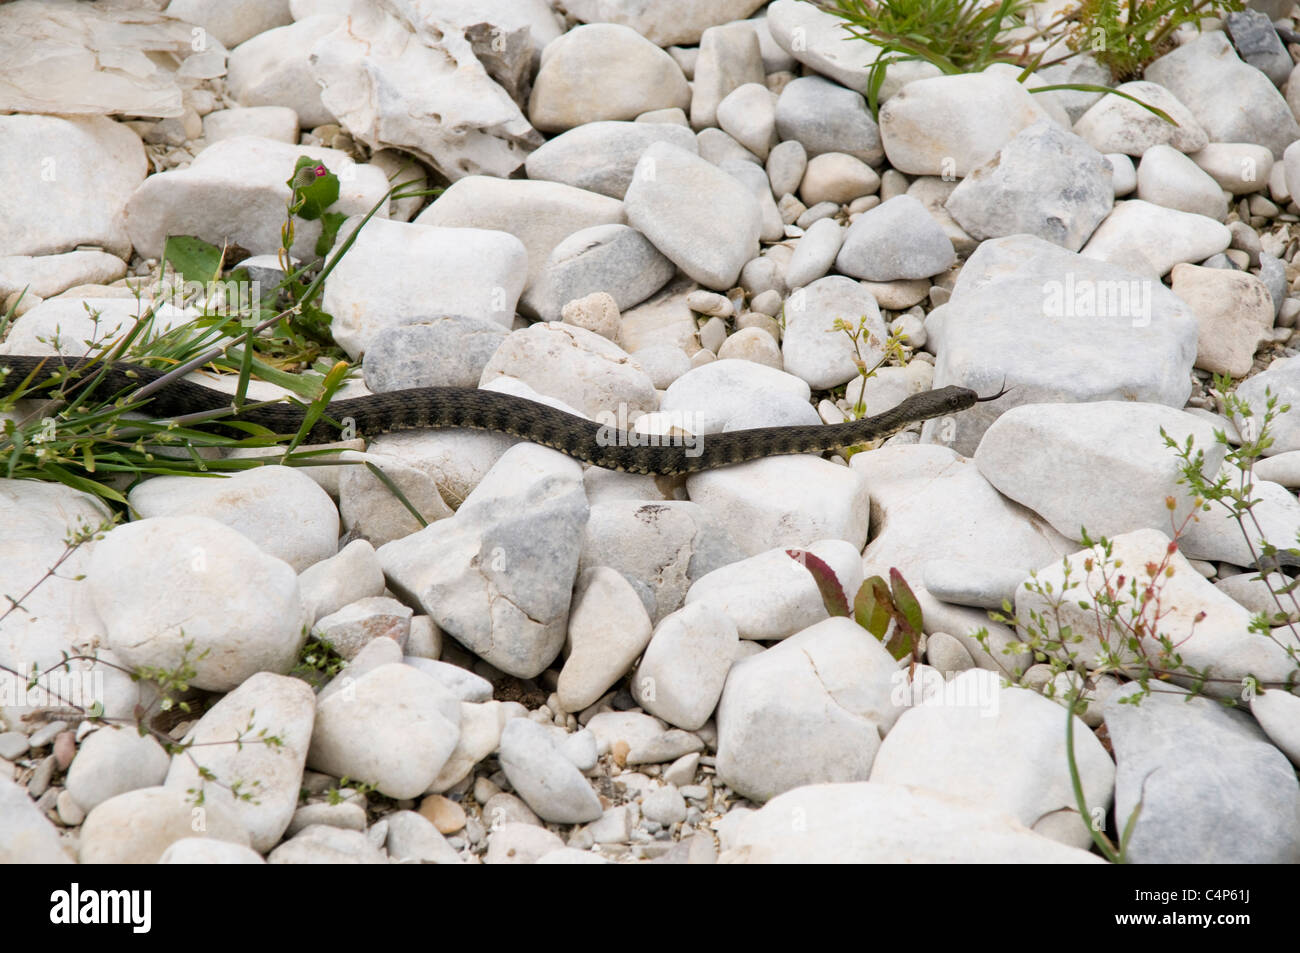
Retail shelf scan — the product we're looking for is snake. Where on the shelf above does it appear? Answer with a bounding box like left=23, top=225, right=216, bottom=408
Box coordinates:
left=0, top=355, right=1002, bottom=475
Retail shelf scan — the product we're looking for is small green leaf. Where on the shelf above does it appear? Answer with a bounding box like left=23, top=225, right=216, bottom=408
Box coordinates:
left=288, top=157, right=340, bottom=221
left=162, top=235, right=223, bottom=286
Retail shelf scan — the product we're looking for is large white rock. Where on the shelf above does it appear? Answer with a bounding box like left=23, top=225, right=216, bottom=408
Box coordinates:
left=1072, top=81, right=1208, bottom=156
left=127, top=466, right=338, bottom=573
left=1019, top=529, right=1300, bottom=698
left=87, top=517, right=309, bottom=692
left=631, top=602, right=738, bottom=730
left=0, top=251, right=127, bottom=303
left=308, top=3, right=546, bottom=181
left=1144, top=30, right=1300, bottom=158
left=974, top=401, right=1226, bottom=542
left=528, top=24, right=690, bottom=132
left=415, top=175, right=625, bottom=318
left=557, top=566, right=653, bottom=712
left=478, top=322, right=656, bottom=420
left=691, top=20, right=765, bottom=130
left=0, top=115, right=146, bottom=258
left=164, top=672, right=315, bottom=852
left=532, top=223, right=676, bottom=323
left=871, top=669, right=1115, bottom=848
left=1080, top=200, right=1231, bottom=276
left=524, top=121, right=697, bottom=199
left=78, top=786, right=250, bottom=864
left=65, top=725, right=170, bottom=814
left=834, top=195, right=956, bottom=281
left=308, top=662, right=461, bottom=799
left=1136, top=144, right=1230, bottom=220
left=322, top=217, right=525, bottom=359
left=226, top=15, right=340, bottom=127
left=945, top=120, right=1113, bottom=251
left=1235, top=355, right=1300, bottom=455
left=125, top=136, right=390, bottom=260
left=624, top=141, right=763, bottom=290
left=0, top=296, right=195, bottom=357
left=774, top=75, right=882, bottom=165
left=687, top=455, right=870, bottom=558
left=378, top=444, right=589, bottom=677
left=715, top=617, right=906, bottom=802
left=921, top=235, right=1200, bottom=455
left=0, top=775, right=72, bottom=863
left=880, top=72, right=1053, bottom=177
left=720, top=781, right=1106, bottom=862
left=167, top=0, right=293, bottom=48
left=780, top=275, right=886, bottom=389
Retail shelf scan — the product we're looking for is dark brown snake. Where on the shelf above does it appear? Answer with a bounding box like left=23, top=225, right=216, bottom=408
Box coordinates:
left=0, top=355, right=999, bottom=475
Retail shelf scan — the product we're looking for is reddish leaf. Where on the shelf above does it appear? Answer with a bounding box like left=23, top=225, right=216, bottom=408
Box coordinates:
left=787, top=549, right=849, bottom=617
left=855, top=576, right=892, bottom=638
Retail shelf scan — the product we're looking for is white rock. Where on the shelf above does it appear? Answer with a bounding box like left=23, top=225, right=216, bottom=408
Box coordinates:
left=872, top=670, right=1114, bottom=848
left=524, top=121, right=698, bottom=200
left=717, top=83, right=777, bottom=160
left=780, top=275, right=884, bottom=389
left=202, top=105, right=300, bottom=143
left=164, top=673, right=314, bottom=852
left=774, top=75, right=881, bottom=165
left=945, top=120, right=1113, bottom=251
left=79, top=786, right=250, bottom=864
left=323, top=217, right=525, bottom=359
left=1137, top=144, right=1230, bottom=220
left=799, top=152, right=879, bottom=206
left=835, top=195, right=956, bottom=281
left=631, top=603, right=738, bottom=730
left=529, top=24, right=690, bottom=132
left=379, top=444, right=588, bottom=677
left=0, top=115, right=145, bottom=258
left=1251, top=689, right=1300, bottom=766
left=1145, top=30, right=1300, bottom=158
left=309, top=662, right=461, bottom=799
left=0, top=251, right=127, bottom=302
left=498, top=719, right=603, bottom=823
left=717, top=326, right=783, bottom=369
left=1081, top=200, right=1231, bottom=276
left=765, top=0, right=940, bottom=103
left=428, top=700, right=508, bottom=793
left=692, top=21, right=765, bottom=130
left=715, top=617, right=902, bottom=801
left=126, top=136, right=389, bottom=260
left=880, top=72, right=1052, bottom=177
left=973, top=401, right=1226, bottom=542
left=479, top=322, right=656, bottom=420
left=1170, top=263, right=1275, bottom=376
left=721, top=158, right=785, bottom=243
left=167, top=0, right=293, bottom=48
left=659, top=358, right=810, bottom=434
left=558, top=567, right=654, bottom=713
left=1072, top=81, right=1208, bottom=155
left=308, top=3, right=545, bottom=182
left=484, top=821, right=565, bottom=864
left=560, top=0, right=766, bottom=47
left=625, top=141, right=762, bottom=290
left=311, top=597, right=412, bottom=660
left=922, top=235, right=1200, bottom=454
left=1106, top=153, right=1137, bottom=195
left=687, top=455, right=869, bottom=558
left=226, top=15, right=340, bottom=128
left=386, top=809, right=463, bottom=864
left=268, top=824, right=387, bottom=863
left=158, top=838, right=266, bottom=863
left=1190, top=142, right=1274, bottom=194
left=88, top=517, right=308, bottom=693
left=416, top=175, right=624, bottom=319
left=128, top=466, right=338, bottom=573
left=66, top=726, right=170, bottom=814
left=720, top=781, right=1105, bottom=862
left=766, top=139, right=807, bottom=199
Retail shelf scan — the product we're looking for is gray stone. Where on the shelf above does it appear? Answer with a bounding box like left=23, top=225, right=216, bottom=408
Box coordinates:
left=362, top=317, right=508, bottom=391
left=945, top=120, right=1113, bottom=251
left=1144, top=31, right=1300, bottom=158
left=1226, top=9, right=1292, bottom=86
left=1072, top=81, right=1208, bottom=156
left=835, top=195, right=956, bottom=281
left=533, top=223, right=676, bottom=323
left=560, top=0, right=766, bottom=49
left=0, top=775, right=71, bottom=863
left=774, top=75, right=882, bottom=165
left=717, top=83, right=777, bottom=160
left=631, top=603, right=738, bottom=730
left=781, top=274, right=886, bottom=389
left=691, top=20, right=765, bottom=130
left=1104, top=682, right=1300, bottom=863
left=766, top=139, right=807, bottom=199
left=624, top=141, right=762, bottom=290
left=498, top=719, right=603, bottom=824
left=523, top=121, right=698, bottom=199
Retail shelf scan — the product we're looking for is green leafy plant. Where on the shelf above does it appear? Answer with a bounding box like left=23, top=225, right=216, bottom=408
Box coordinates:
left=789, top=549, right=925, bottom=662
left=290, top=635, right=348, bottom=690
left=819, top=0, right=1223, bottom=115
left=832, top=316, right=911, bottom=424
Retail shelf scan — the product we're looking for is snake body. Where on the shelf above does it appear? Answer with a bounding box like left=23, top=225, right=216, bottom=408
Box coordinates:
left=0, top=355, right=984, bottom=475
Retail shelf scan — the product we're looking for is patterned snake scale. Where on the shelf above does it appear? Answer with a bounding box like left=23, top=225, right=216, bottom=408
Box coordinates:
left=0, top=355, right=993, bottom=475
